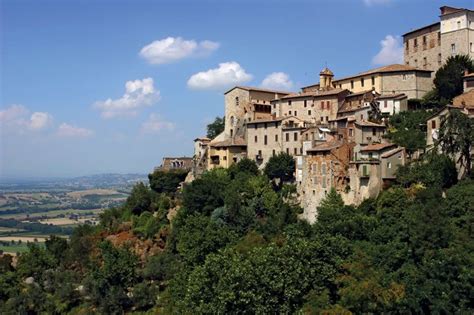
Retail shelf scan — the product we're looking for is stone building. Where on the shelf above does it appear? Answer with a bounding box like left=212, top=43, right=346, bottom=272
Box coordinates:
left=376, top=93, right=408, bottom=116
left=302, top=64, right=432, bottom=99
left=158, top=157, right=193, bottom=172
left=207, top=135, right=247, bottom=170
left=223, top=86, right=290, bottom=139
left=403, top=6, right=474, bottom=75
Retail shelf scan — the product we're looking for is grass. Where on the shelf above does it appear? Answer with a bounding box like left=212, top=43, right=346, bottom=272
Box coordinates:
left=0, top=243, right=45, bottom=254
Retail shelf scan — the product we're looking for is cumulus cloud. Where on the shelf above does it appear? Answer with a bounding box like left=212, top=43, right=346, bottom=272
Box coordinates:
left=139, top=37, right=219, bottom=64
left=29, top=112, right=53, bottom=130
left=0, top=105, right=52, bottom=132
left=363, top=0, right=392, bottom=6
left=57, top=123, right=94, bottom=137
left=140, top=113, right=175, bottom=134
left=372, top=35, right=403, bottom=66
left=94, top=77, right=160, bottom=119
left=187, top=62, right=253, bottom=90
left=260, top=72, right=293, bottom=90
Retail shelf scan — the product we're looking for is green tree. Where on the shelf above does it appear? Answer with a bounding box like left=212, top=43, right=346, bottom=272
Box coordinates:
left=125, top=182, right=152, bottom=215
left=206, top=116, right=225, bottom=139
left=264, top=152, right=295, bottom=187
left=433, top=55, right=474, bottom=104
left=148, top=169, right=189, bottom=194
left=385, top=110, right=431, bottom=155
left=227, top=157, right=259, bottom=179
left=436, top=109, right=473, bottom=177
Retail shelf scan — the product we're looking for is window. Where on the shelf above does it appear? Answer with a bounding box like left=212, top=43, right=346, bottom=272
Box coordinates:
left=286, top=148, right=289, bottom=154
left=368, top=152, right=373, bottom=159
left=327, top=101, right=331, bottom=109
left=470, top=42, right=473, bottom=52
left=360, top=114, right=363, bottom=120
left=294, top=132, right=298, bottom=141
left=387, top=162, right=392, bottom=169
left=414, top=38, right=418, bottom=47
left=451, top=43, right=456, bottom=54
left=351, top=80, right=354, bottom=89
left=305, top=133, right=309, bottom=141
left=423, top=35, right=427, bottom=46
left=371, top=76, right=375, bottom=86
left=349, top=128, right=353, bottom=137
left=264, top=135, right=267, bottom=145
left=322, top=163, right=327, bottom=175
left=275, top=134, right=278, bottom=142
left=361, top=78, right=364, bottom=87
left=384, top=100, right=388, bottom=108
left=362, top=165, right=368, bottom=176
left=322, top=176, right=327, bottom=188
left=438, top=53, right=442, bottom=65
left=230, top=129, right=233, bottom=137
left=286, top=133, right=289, bottom=141
left=235, top=96, right=239, bottom=106
left=294, top=148, right=297, bottom=155
left=372, top=128, right=377, bottom=136
left=320, top=116, right=324, bottom=122
left=288, top=100, right=292, bottom=105
left=423, top=57, right=427, bottom=68
left=304, top=100, right=307, bottom=107
left=258, top=150, right=262, bottom=157
left=254, top=135, right=258, bottom=143
left=405, top=41, right=409, bottom=51
left=326, top=116, right=329, bottom=121
left=289, top=110, right=292, bottom=115
left=311, top=163, right=317, bottom=174
left=264, top=123, right=267, bottom=129
left=272, top=150, right=276, bottom=156
left=437, top=32, right=441, bottom=44
left=223, top=156, right=227, bottom=161
left=294, top=111, right=297, bottom=116
left=457, top=21, right=461, bottom=29
left=308, top=110, right=311, bottom=116
left=402, top=74, right=408, bottom=80
left=431, top=120, right=436, bottom=129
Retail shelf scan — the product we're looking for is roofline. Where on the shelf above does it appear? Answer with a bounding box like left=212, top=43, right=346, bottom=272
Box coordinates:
left=360, top=144, right=396, bottom=152
left=402, top=22, right=440, bottom=37
left=381, top=147, right=405, bottom=158
left=439, top=6, right=474, bottom=18
left=224, top=85, right=292, bottom=95
left=333, top=67, right=432, bottom=83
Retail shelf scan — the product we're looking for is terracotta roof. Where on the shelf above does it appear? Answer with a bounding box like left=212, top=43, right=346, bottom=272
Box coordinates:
left=452, top=89, right=474, bottom=109
left=194, top=137, right=211, bottom=142
left=360, top=143, right=396, bottom=152
left=307, top=141, right=343, bottom=152
left=345, top=90, right=378, bottom=98
left=381, top=147, right=405, bottom=158
left=224, top=86, right=292, bottom=95
left=338, top=105, right=371, bottom=114
left=210, top=137, right=247, bottom=148
left=279, top=88, right=348, bottom=100
left=402, top=22, right=440, bottom=37
left=355, top=120, right=386, bottom=128
left=333, top=64, right=432, bottom=83
left=376, top=93, right=407, bottom=100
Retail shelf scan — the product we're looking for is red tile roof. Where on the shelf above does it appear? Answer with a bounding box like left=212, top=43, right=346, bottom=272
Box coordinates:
left=360, top=143, right=396, bottom=152
left=279, top=88, right=348, bottom=100
left=307, top=141, right=343, bottom=152
left=381, top=147, right=405, bottom=158
left=224, top=86, right=292, bottom=95
left=210, top=137, right=247, bottom=148
left=355, top=120, right=386, bottom=128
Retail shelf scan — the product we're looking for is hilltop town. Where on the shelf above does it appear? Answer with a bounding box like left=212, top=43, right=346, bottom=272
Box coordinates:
left=160, top=5, right=474, bottom=223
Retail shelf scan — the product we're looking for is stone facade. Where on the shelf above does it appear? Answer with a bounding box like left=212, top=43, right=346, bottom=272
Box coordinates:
left=403, top=6, right=474, bottom=76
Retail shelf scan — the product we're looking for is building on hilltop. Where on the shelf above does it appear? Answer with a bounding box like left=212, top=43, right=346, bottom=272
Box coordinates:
left=403, top=6, right=474, bottom=76
left=157, top=157, right=193, bottom=172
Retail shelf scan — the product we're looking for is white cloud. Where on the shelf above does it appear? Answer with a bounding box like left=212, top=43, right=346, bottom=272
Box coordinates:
left=363, top=0, right=392, bottom=6
left=57, top=123, right=94, bottom=137
left=139, top=37, right=219, bottom=65
left=0, top=104, right=29, bottom=123
left=0, top=105, right=52, bottom=132
left=187, top=62, right=253, bottom=90
left=372, top=35, right=403, bottom=66
left=94, top=77, right=160, bottom=119
left=29, top=112, right=53, bottom=130
left=260, top=72, right=293, bottom=90
left=140, top=113, right=175, bottom=134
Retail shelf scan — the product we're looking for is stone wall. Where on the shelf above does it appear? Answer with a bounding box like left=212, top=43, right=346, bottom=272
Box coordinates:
left=246, top=121, right=282, bottom=168
left=380, top=71, right=432, bottom=99
left=403, top=23, right=441, bottom=74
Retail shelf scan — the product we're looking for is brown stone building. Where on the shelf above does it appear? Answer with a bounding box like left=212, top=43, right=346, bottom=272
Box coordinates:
left=403, top=6, right=474, bottom=75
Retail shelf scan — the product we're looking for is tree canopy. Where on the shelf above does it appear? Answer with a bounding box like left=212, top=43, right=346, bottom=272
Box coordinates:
left=206, top=116, right=225, bottom=139
left=432, top=55, right=474, bottom=104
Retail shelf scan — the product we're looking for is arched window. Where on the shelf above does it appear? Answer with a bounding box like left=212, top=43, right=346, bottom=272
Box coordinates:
left=230, top=116, right=235, bottom=126
left=235, top=97, right=239, bottom=106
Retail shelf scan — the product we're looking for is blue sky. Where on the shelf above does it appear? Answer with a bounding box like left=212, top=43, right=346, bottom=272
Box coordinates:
left=1, top=0, right=472, bottom=178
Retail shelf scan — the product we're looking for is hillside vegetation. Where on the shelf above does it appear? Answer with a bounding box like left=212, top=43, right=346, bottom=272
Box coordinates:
left=0, top=154, right=473, bottom=314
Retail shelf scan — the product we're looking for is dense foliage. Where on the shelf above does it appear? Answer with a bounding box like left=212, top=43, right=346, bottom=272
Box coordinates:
left=385, top=110, right=431, bottom=155
left=0, top=157, right=473, bottom=313
left=206, top=116, right=225, bottom=139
